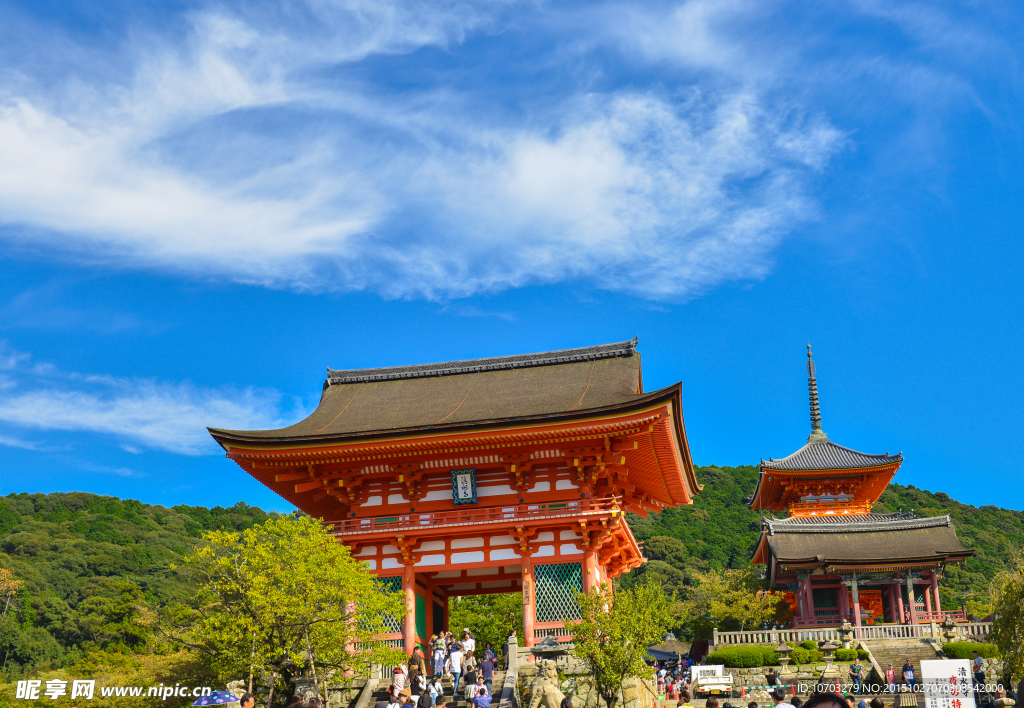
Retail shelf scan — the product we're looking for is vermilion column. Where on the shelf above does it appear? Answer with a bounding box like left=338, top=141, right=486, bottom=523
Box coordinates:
left=522, top=555, right=535, bottom=647
left=403, top=564, right=416, bottom=655
left=931, top=572, right=942, bottom=613
left=896, top=582, right=906, bottom=623
left=582, top=548, right=598, bottom=593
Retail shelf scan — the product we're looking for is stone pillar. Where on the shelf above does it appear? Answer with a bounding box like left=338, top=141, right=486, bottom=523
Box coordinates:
left=522, top=556, right=536, bottom=647
left=851, top=575, right=862, bottom=629
left=906, top=575, right=919, bottom=625
left=931, top=572, right=942, bottom=613
left=403, top=564, right=416, bottom=654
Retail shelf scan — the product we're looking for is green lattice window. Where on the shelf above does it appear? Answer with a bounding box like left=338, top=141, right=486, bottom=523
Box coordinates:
left=535, top=562, right=582, bottom=623
left=813, top=587, right=839, bottom=616
left=901, top=585, right=926, bottom=606
left=374, top=576, right=404, bottom=633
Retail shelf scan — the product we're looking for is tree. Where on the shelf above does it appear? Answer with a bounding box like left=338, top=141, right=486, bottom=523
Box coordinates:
left=176, top=515, right=406, bottom=701
left=680, top=567, right=789, bottom=638
left=0, top=567, right=23, bottom=617
left=449, top=593, right=523, bottom=650
left=570, top=580, right=674, bottom=708
left=989, top=548, right=1024, bottom=684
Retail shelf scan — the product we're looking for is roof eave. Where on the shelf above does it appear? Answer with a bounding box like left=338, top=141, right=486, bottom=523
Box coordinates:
left=209, top=383, right=683, bottom=449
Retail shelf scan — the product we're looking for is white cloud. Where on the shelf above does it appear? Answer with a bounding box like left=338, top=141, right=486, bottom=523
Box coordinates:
left=0, top=345, right=301, bottom=455
left=0, top=0, right=876, bottom=300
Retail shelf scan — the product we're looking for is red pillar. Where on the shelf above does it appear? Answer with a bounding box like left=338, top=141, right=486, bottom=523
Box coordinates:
left=582, top=548, right=598, bottom=593
left=522, top=556, right=535, bottom=647
left=839, top=581, right=850, bottom=621
left=403, top=564, right=416, bottom=655
left=896, top=583, right=906, bottom=623
left=931, top=572, right=942, bottom=613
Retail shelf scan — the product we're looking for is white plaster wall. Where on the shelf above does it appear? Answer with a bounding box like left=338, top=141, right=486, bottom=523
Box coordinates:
left=490, top=548, right=520, bottom=561
left=451, top=551, right=486, bottom=563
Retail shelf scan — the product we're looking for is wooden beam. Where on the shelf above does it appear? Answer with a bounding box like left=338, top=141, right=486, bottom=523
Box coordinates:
left=275, top=471, right=309, bottom=482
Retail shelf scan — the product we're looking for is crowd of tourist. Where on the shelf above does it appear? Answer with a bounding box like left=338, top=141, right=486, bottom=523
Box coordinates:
left=382, top=628, right=504, bottom=708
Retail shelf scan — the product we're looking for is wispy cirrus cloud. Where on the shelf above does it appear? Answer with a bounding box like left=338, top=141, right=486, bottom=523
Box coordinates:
left=0, top=344, right=302, bottom=455
left=0, top=0, right=1012, bottom=300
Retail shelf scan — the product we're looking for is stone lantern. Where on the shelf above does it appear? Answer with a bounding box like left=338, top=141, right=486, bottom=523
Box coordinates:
left=821, top=641, right=840, bottom=678
left=776, top=643, right=794, bottom=677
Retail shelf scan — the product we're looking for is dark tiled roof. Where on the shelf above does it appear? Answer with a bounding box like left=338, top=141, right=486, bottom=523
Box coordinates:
left=765, top=514, right=972, bottom=565
left=210, top=339, right=650, bottom=440
left=765, top=513, right=948, bottom=534
left=760, top=438, right=902, bottom=471
left=327, top=338, right=638, bottom=384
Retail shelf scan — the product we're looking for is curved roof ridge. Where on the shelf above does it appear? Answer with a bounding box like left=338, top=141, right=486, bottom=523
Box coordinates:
left=326, top=338, right=638, bottom=385
left=764, top=513, right=951, bottom=535
left=759, top=437, right=903, bottom=471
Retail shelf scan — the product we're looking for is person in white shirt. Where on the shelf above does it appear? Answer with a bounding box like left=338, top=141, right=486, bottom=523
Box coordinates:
left=450, top=646, right=464, bottom=694
left=462, top=630, right=476, bottom=655
left=771, top=688, right=795, bottom=708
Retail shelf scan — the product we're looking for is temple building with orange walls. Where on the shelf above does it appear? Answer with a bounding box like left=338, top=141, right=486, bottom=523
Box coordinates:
left=748, top=346, right=973, bottom=629
left=208, top=339, right=700, bottom=652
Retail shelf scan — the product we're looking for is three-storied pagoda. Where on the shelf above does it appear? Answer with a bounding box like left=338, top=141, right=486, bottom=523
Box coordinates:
left=749, top=346, right=973, bottom=628
left=209, top=339, right=700, bottom=651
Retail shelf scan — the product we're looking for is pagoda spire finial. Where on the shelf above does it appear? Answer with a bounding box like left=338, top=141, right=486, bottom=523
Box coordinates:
left=807, top=343, right=827, bottom=442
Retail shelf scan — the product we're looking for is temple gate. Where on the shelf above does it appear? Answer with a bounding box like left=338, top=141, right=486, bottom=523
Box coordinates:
left=209, top=339, right=701, bottom=651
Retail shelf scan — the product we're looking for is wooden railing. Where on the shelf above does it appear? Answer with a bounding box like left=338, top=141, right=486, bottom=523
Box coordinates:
left=325, top=498, right=622, bottom=536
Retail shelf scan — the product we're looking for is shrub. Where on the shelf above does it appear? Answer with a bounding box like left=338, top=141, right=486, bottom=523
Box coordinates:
left=706, top=646, right=780, bottom=668
left=800, top=640, right=818, bottom=651
left=790, top=647, right=810, bottom=665
left=942, top=642, right=999, bottom=659
left=835, top=649, right=858, bottom=661
left=857, top=649, right=871, bottom=661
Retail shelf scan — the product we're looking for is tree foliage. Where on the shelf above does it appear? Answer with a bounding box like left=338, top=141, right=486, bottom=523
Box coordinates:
left=988, top=548, right=1024, bottom=682
left=679, top=567, right=789, bottom=639
left=449, top=593, right=522, bottom=650
left=176, top=515, right=406, bottom=694
left=570, top=580, right=673, bottom=708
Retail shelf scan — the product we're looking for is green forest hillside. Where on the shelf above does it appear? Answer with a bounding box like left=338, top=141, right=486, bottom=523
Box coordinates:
left=623, top=465, right=1024, bottom=612
left=0, top=468, right=1021, bottom=678
left=0, top=492, right=273, bottom=675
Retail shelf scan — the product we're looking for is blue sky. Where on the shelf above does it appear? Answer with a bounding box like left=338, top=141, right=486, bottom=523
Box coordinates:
left=0, top=0, right=1021, bottom=512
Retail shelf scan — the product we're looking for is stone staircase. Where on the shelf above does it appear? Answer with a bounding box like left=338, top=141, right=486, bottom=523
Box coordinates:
left=371, top=670, right=507, bottom=708
left=861, top=639, right=942, bottom=687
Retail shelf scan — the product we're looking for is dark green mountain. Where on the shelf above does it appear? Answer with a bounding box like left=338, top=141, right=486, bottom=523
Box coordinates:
left=0, top=469, right=1020, bottom=675
left=624, top=465, right=1024, bottom=612
left=0, top=492, right=273, bottom=675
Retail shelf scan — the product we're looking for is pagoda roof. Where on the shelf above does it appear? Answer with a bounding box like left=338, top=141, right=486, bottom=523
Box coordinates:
left=210, top=338, right=660, bottom=444
left=751, top=512, right=974, bottom=569
left=748, top=436, right=902, bottom=513
left=760, top=438, right=903, bottom=471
